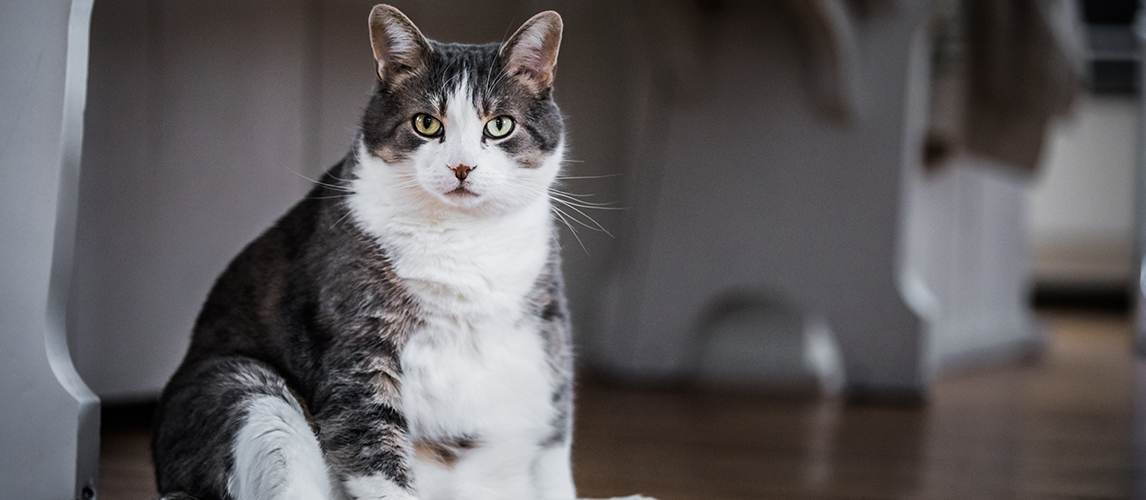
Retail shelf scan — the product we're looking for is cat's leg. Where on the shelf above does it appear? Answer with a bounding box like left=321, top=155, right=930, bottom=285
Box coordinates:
left=230, top=394, right=337, bottom=500
left=153, top=356, right=337, bottom=500
left=534, top=440, right=576, bottom=500
left=314, top=385, right=417, bottom=500
left=312, top=337, right=416, bottom=500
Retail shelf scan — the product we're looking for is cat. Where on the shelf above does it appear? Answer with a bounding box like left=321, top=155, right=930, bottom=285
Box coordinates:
left=150, top=5, right=627, bottom=500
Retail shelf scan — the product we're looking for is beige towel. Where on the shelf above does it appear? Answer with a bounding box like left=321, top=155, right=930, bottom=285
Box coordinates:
left=928, top=0, right=1082, bottom=172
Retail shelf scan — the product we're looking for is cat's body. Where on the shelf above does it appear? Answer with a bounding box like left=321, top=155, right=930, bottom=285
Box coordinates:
left=152, top=6, right=580, bottom=500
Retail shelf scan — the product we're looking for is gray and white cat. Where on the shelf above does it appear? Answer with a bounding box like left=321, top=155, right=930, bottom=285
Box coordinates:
left=151, top=6, right=631, bottom=500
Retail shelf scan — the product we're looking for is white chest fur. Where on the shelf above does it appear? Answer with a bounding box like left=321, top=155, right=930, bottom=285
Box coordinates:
left=390, top=206, right=556, bottom=433
left=353, top=190, right=557, bottom=433
left=349, top=145, right=563, bottom=500
left=400, top=313, right=554, bottom=438
left=373, top=206, right=558, bottom=500
left=401, top=316, right=556, bottom=500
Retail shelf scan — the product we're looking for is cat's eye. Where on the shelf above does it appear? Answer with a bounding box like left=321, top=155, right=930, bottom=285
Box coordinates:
left=412, top=113, right=443, bottom=138
left=484, top=116, right=514, bottom=139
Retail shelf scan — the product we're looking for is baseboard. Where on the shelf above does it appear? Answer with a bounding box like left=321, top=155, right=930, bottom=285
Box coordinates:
left=101, top=399, right=158, bottom=429
left=1031, top=282, right=1132, bottom=313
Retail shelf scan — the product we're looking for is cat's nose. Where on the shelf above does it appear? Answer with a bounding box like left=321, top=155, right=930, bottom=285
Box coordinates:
left=449, top=163, right=475, bottom=181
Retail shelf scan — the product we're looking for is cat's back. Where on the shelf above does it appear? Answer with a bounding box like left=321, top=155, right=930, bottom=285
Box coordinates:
left=184, top=180, right=334, bottom=363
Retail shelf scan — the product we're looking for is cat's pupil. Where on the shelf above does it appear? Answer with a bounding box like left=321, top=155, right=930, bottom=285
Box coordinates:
left=422, top=116, right=432, bottom=128
left=495, top=117, right=504, bottom=130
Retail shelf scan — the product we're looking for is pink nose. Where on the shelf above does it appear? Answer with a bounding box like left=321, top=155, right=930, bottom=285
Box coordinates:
left=450, top=164, right=474, bottom=181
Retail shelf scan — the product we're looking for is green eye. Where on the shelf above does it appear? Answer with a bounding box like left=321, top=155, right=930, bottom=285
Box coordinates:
left=484, top=116, right=514, bottom=139
left=412, top=114, right=443, bottom=137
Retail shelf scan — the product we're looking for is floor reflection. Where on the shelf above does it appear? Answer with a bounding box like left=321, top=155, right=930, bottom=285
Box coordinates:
left=573, top=313, right=1141, bottom=500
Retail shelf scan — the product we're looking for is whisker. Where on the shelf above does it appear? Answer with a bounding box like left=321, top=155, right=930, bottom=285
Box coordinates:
left=550, top=203, right=626, bottom=212
left=486, top=64, right=513, bottom=94
left=329, top=209, right=355, bottom=230
left=548, top=189, right=599, bottom=199
left=288, top=170, right=354, bottom=193
left=390, top=180, right=423, bottom=189
left=444, top=71, right=462, bottom=89
left=305, top=194, right=353, bottom=200
left=550, top=205, right=589, bottom=255
left=548, top=191, right=623, bottom=207
left=551, top=198, right=613, bottom=238
left=555, top=173, right=624, bottom=180
left=484, top=27, right=513, bottom=93
left=497, top=180, right=619, bottom=241
left=322, top=170, right=359, bottom=184
left=551, top=200, right=626, bottom=212
left=500, top=18, right=517, bottom=45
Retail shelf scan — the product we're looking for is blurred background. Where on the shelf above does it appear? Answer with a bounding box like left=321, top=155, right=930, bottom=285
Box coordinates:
left=3, top=0, right=1146, bottom=498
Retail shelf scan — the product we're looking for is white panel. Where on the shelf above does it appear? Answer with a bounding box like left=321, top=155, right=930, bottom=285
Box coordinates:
left=0, top=0, right=99, bottom=498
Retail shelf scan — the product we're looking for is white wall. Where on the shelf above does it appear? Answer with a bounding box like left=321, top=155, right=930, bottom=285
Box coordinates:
left=1029, top=94, right=1139, bottom=286
left=71, top=0, right=314, bottom=400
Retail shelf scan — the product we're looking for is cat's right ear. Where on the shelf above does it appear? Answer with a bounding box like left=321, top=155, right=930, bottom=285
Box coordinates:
left=369, top=5, right=431, bottom=83
left=500, top=11, right=563, bottom=93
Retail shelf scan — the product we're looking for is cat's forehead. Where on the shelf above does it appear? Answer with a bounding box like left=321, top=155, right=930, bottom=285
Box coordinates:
left=416, top=41, right=522, bottom=111
left=427, top=41, right=502, bottom=70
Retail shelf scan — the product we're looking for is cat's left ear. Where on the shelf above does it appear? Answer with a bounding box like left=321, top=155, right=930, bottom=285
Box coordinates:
left=369, top=5, right=431, bottom=83
left=499, top=11, right=563, bottom=93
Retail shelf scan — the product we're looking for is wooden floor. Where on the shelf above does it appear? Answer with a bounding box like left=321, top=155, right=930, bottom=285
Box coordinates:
left=100, top=312, right=1145, bottom=500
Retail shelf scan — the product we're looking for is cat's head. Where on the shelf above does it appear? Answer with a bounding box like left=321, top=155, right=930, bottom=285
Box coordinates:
left=354, top=5, right=564, bottom=217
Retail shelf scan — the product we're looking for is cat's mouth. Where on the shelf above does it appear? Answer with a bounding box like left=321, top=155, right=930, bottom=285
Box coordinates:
left=445, top=186, right=479, bottom=198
